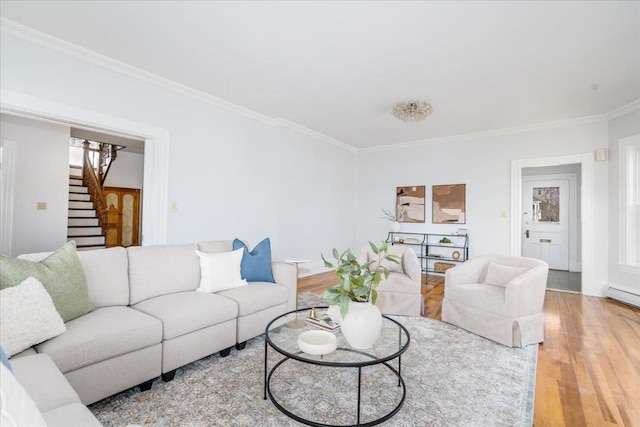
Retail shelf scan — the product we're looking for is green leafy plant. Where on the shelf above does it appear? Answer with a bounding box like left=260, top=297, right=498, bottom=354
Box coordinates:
left=439, top=237, right=452, bottom=244
left=321, top=241, right=400, bottom=317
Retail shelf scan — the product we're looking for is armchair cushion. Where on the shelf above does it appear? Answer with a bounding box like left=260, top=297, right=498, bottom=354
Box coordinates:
left=483, top=263, right=528, bottom=287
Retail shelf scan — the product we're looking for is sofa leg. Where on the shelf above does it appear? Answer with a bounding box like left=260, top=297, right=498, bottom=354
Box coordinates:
left=161, top=370, right=176, bottom=382
left=219, top=347, right=232, bottom=357
left=235, top=341, right=247, bottom=351
left=139, top=379, right=154, bottom=392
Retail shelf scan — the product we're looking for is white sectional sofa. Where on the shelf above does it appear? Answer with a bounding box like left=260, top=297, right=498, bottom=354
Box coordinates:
left=3, top=240, right=296, bottom=424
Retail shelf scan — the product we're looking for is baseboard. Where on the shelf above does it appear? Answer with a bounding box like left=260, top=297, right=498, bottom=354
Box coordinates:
left=605, top=286, right=640, bottom=308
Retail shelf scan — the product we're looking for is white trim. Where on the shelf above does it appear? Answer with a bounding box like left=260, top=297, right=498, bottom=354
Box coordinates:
left=272, top=118, right=357, bottom=153
left=605, top=286, right=640, bottom=308
left=0, top=18, right=353, bottom=153
left=0, top=89, right=169, bottom=245
left=618, top=134, right=640, bottom=268
left=522, top=173, right=579, bottom=272
left=2, top=17, right=638, bottom=155
left=511, top=154, right=594, bottom=294
left=0, top=139, right=16, bottom=256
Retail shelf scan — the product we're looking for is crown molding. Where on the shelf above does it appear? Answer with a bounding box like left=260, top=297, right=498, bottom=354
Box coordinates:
left=1, top=17, right=358, bottom=152
left=603, top=99, right=640, bottom=120
left=360, top=103, right=640, bottom=153
left=3, top=17, right=638, bottom=155
left=272, top=118, right=358, bottom=153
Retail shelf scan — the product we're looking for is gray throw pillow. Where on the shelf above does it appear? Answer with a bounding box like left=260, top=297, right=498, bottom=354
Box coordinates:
left=0, top=241, right=95, bottom=322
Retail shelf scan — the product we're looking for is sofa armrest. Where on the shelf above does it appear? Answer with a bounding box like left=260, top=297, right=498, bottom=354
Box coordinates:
left=10, top=354, right=80, bottom=413
left=272, top=262, right=297, bottom=312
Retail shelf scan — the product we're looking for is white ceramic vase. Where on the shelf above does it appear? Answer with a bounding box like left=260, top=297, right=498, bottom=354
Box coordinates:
left=391, top=221, right=401, bottom=232
left=340, top=301, right=383, bottom=349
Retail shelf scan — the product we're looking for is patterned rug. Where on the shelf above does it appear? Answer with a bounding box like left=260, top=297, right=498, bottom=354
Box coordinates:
left=89, top=293, right=537, bottom=426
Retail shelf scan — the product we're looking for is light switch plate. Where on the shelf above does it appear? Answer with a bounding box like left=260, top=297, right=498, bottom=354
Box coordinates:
left=36, top=202, right=47, bottom=210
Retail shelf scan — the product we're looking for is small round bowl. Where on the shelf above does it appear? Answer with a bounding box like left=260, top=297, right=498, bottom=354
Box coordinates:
left=297, top=330, right=337, bottom=356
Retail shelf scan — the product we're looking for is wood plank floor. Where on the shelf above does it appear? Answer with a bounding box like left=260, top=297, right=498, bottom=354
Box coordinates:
left=298, top=272, right=640, bottom=427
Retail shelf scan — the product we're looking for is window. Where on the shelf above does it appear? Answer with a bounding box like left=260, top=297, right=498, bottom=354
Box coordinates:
left=620, top=134, right=640, bottom=268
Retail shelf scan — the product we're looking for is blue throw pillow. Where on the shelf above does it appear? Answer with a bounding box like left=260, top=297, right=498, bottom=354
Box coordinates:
left=0, top=346, right=12, bottom=372
left=232, top=238, right=275, bottom=283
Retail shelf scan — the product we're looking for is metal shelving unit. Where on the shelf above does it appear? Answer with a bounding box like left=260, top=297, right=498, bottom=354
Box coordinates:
left=387, top=232, right=469, bottom=274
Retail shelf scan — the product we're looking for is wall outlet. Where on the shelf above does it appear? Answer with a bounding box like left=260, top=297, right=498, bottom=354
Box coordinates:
left=170, top=202, right=178, bottom=212
left=500, top=209, right=507, bottom=218
left=36, top=202, right=47, bottom=210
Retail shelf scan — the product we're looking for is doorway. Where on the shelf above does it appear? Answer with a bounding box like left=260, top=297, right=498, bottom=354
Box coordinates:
left=511, top=154, right=594, bottom=295
left=0, top=90, right=169, bottom=246
left=521, top=169, right=581, bottom=292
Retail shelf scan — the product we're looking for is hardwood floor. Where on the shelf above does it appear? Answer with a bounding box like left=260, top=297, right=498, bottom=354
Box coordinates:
left=298, top=272, right=640, bottom=427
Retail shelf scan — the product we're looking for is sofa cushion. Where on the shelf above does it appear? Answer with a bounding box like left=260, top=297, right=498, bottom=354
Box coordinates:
left=132, top=291, right=238, bottom=340
left=42, top=403, right=103, bottom=427
left=0, top=363, right=48, bottom=427
left=0, top=277, right=66, bottom=357
left=76, top=246, right=129, bottom=307
left=218, top=282, right=288, bottom=317
left=484, top=262, right=528, bottom=287
left=128, top=244, right=201, bottom=305
left=9, top=354, right=80, bottom=413
left=195, top=248, right=247, bottom=292
left=35, top=306, right=162, bottom=373
left=1, top=241, right=95, bottom=322
left=197, top=240, right=235, bottom=254
left=233, top=238, right=275, bottom=283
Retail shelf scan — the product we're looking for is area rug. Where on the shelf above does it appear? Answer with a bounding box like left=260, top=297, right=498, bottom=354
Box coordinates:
left=89, top=293, right=537, bottom=426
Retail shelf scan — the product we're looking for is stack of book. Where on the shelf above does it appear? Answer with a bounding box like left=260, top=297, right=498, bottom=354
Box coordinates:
left=305, top=311, right=340, bottom=332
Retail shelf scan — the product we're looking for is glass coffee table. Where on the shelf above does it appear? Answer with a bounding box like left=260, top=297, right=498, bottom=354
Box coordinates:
left=264, top=307, right=410, bottom=426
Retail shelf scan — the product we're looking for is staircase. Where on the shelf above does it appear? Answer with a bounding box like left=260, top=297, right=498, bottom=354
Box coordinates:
left=67, top=165, right=106, bottom=250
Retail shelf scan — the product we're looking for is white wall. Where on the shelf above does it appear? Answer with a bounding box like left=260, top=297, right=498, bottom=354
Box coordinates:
left=356, top=122, right=610, bottom=296
left=0, top=114, right=70, bottom=255
left=607, top=109, right=640, bottom=294
left=0, top=33, right=356, bottom=264
left=103, top=151, right=144, bottom=189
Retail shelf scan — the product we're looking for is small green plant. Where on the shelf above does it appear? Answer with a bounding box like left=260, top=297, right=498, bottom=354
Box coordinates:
left=321, top=241, right=400, bottom=317
left=439, top=237, right=452, bottom=244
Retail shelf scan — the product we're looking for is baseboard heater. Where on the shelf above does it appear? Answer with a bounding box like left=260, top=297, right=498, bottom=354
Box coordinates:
left=605, top=286, right=640, bottom=309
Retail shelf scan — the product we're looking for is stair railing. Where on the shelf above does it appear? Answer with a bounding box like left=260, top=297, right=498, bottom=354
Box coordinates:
left=82, top=140, right=108, bottom=233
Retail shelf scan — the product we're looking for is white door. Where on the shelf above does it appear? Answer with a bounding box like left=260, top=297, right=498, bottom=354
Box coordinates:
left=522, top=177, right=570, bottom=270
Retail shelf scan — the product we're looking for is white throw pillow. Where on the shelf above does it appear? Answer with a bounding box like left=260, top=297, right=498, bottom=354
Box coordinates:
left=0, top=277, right=67, bottom=357
left=484, top=263, right=529, bottom=287
left=195, top=248, right=247, bottom=293
left=0, top=363, right=47, bottom=427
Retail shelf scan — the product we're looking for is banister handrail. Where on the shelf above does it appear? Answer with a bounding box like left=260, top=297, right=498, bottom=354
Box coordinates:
left=82, top=140, right=108, bottom=232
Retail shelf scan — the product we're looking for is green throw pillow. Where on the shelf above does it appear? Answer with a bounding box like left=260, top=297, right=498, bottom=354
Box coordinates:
left=0, top=241, right=95, bottom=322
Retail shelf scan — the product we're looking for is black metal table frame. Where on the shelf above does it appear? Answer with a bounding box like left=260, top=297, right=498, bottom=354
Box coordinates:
left=263, top=307, right=411, bottom=427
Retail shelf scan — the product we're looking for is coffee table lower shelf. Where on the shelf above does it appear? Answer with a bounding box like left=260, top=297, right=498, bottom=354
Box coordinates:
left=264, top=350, right=406, bottom=427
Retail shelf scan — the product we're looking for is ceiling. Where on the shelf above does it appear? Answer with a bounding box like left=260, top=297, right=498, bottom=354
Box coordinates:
left=1, top=1, right=639, bottom=150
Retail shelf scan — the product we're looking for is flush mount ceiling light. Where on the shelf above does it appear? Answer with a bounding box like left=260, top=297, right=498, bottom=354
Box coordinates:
left=392, top=100, right=433, bottom=122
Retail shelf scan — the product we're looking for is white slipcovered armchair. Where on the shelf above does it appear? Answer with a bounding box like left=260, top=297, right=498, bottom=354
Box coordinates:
left=442, top=254, right=549, bottom=348
left=359, top=245, right=423, bottom=316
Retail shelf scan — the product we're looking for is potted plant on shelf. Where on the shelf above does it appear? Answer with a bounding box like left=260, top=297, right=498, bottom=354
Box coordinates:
left=320, top=241, right=399, bottom=349
left=381, top=206, right=405, bottom=232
